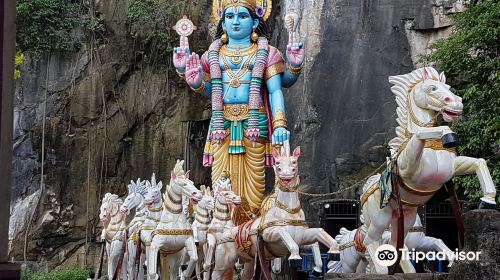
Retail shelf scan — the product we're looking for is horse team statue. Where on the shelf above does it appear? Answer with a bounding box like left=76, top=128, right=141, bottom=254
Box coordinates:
left=360, top=67, right=497, bottom=273
left=331, top=214, right=454, bottom=273
left=209, top=144, right=340, bottom=279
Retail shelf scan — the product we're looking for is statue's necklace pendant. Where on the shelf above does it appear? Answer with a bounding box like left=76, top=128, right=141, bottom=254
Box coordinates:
left=230, top=78, right=241, bottom=87
left=230, top=55, right=242, bottom=65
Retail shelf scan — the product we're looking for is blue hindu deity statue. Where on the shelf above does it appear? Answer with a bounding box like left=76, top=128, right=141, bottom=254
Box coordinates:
left=173, top=0, right=304, bottom=212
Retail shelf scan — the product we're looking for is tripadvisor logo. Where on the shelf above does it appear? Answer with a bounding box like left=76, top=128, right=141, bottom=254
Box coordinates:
left=374, top=244, right=482, bottom=267
left=374, top=244, right=398, bottom=267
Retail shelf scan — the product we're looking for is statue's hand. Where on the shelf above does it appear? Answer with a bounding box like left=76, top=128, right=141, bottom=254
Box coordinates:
left=247, top=128, right=260, bottom=142
left=286, top=32, right=304, bottom=67
left=185, top=52, right=203, bottom=88
left=272, top=127, right=290, bottom=145
left=173, top=36, right=190, bottom=70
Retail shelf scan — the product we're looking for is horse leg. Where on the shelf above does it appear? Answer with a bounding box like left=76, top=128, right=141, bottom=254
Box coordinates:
left=183, top=236, right=199, bottom=279
left=356, top=258, right=368, bottom=273
left=271, top=258, right=282, bottom=274
left=416, top=236, right=455, bottom=266
left=211, top=243, right=238, bottom=280
left=168, top=251, right=182, bottom=280
left=203, top=233, right=216, bottom=279
left=240, top=260, right=254, bottom=280
left=274, top=228, right=301, bottom=259
left=147, top=241, right=160, bottom=280
left=127, top=240, right=136, bottom=279
left=454, top=156, right=497, bottom=206
left=138, top=251, right=145, bottom=280
left=363, top=204, right=393, bottom=273
left=390, top=208, right=417, bottom=273
left=108, top=241, right=121, bottom=279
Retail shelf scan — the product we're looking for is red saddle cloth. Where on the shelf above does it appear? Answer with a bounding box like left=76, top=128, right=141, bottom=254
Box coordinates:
left=236, top=219, right=255, bottom=255
left=354, top=226, right=367, bottom=253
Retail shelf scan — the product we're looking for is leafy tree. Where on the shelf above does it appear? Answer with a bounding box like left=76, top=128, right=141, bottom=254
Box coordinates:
left=425, top=0, right=500, bottom=202
left=16, top=0, right=83, bottom=59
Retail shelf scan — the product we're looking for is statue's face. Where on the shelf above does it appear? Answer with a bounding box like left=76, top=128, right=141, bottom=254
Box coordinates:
left=222, top=6, right=259, bottom=40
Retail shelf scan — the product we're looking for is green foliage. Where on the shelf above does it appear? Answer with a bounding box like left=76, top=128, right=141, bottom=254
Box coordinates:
left=425, top=0, right=500, bottom=202
left=127, top=0, right=183, bottom=64
left=21, top=267, right=90, bottom=280
left=16, top=0, right=83, bottom=59
left=15, top=50, right=26, bottom=79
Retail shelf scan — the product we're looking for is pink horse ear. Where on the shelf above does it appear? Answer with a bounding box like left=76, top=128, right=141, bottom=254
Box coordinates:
left=272, top=147, right=281, bottom=160
left=439, top=72, right=446, bottom=84
left=171, top=170, right=177, bottom=181
left=185, top=170, right=191, bottom=179
left=423, top=68, right=432, bottom=80
left=293, top=146, right=301, bottom=158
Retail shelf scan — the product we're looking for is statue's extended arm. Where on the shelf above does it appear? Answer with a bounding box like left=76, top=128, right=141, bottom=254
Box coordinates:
left=266, top=74, right=290, bottom=144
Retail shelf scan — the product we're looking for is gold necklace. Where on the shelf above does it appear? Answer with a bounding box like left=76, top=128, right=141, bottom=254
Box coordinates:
left=221, top=53, right=255, bottom=88
left=220, top=43, right=257, bottom=65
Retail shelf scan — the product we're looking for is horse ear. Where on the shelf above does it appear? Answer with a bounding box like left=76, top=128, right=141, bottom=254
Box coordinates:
left=171, top=170, right=177, bottom=181
left=185, top=170, right=191, bottom=179
left=293, top=146, right=301, bottom=158
left=423, top=67, right=432, bottom=80
left=158, top=181, right=163, bottom=190
left=200, top=185, right=206, bottom=192
left=146, top=181, right=151, bottom=189
left=439, top=72, right=446, bottom=84
left=272, top=147, right=281, bottom=160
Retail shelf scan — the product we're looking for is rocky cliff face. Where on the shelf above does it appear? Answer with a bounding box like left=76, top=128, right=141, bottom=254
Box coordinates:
left=9, top=0, right=464, bottom=268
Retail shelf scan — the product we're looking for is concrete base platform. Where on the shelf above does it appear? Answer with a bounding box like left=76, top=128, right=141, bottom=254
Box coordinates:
left=0, top=262, right=21, bottom=280
left=325, top=273, right=448, bottom=279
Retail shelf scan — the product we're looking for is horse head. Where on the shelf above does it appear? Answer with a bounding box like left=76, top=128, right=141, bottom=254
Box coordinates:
left=404, top=67, right=463, bottom=125
left=99, top=193, right=122, bottom=224
left=198, top=185, right=215, bottom=212
left=213, top=174, right=241, bottom=207
left=272, top=142, right=301, bottom=190
left=144, top=173, right=163, bottom=209
left=120, top=178, right=147, bottom=215
left=168, top=160, right=203, bottom=205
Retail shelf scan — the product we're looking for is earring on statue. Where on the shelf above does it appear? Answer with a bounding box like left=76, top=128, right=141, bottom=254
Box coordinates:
left=251, top=29, right=258, bottom=42
left=221, top=30, right=228, bottom=44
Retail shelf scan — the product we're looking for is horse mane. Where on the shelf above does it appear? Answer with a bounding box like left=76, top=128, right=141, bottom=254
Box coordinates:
left=102, top=193, right=122, bottom=206
left=128, top=179, right=147, bottom=196
left=173, top=160, right=186, bottom=178
left=387, top=67, right=441, bottom=155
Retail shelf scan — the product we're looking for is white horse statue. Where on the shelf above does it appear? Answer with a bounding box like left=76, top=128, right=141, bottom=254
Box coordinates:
left=99, top=193, right=127, bottom=279
left=133, top=173, right=164, bottom=280
left=185, top=185, right=215, bottom=280
left=361, top=67, right=497, bottom=273
left=331, top=214, right=454, bottom=273
left=211, top=144, right=340, bottom=280
left=203, top=176, right=241, bottom=280
left=147, top=160, right=203, bottom=280
left=120, top=178, right=148, bottom=280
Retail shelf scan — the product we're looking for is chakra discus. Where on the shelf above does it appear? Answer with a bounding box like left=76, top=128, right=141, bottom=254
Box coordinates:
left=173, top=15, right=197, bottom=37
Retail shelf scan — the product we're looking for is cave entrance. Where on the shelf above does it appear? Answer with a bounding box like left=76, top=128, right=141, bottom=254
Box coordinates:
left=321, top=199, right=360, bottom=238
left=185, top=120, right=211, bottom=187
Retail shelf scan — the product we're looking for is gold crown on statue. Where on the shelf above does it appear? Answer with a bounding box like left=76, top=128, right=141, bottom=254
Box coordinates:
left=212, top=0, right=272, bottom=23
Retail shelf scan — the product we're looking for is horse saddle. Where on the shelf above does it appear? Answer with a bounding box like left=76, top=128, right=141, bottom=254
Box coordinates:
left=236, top=219, right=256, bottom=255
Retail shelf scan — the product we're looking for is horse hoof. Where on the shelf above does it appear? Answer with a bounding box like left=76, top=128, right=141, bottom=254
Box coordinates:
left=479, top=200, right=497, bottom=210
left=442, top=132, right=459, bottom=148
left=311, top=268, right=323, bottom=277
left=289, top=258, right=302, bottom=268
left=327, top=253, right=340, bottom=261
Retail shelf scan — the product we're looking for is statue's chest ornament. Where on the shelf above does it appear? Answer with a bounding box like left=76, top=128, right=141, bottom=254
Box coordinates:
left=220, top=44, right=257, bottom=88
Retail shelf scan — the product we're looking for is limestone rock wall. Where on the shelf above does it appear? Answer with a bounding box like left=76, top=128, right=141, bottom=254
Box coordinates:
left=9, top=0, right=463, bottom=268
